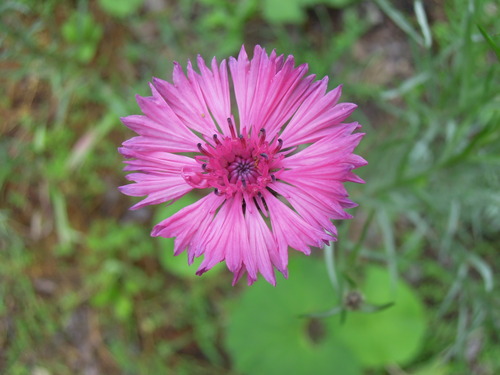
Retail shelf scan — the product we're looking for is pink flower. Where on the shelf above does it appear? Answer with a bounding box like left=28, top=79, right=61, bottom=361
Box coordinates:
left=119, top=45, right=366, bottom=286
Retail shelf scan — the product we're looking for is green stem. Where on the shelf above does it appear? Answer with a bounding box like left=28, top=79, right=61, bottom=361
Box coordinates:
left=324, top=241, right=339, bottom=292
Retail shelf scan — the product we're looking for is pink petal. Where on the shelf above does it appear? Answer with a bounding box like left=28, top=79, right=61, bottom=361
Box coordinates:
left=196, top=195, right=247, bottom=275
left=244, top=199, right=280, bottom=285
left=192, top=56, right=232, bottom=134
left=152, top=61, right=223, bottom=137
left=279, top=84, right=359, bottom=146
left=271, top=181, right=349, bottom=236
left=264, top=192, right=333, bottom=263
left=152, top=193, right=225, bottom=257
left=120, top=148, right=198, bottom=173
left=119, top=173, right=193, bottom=210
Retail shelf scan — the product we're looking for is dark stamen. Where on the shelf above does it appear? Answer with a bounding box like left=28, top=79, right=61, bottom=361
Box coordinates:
left=201, top=163, right=207, bottom=170
left=260, top=153, right=269, bottom=159
left=228, top=118, right=237, bottom=138
left=239, top=134, right=246, bottom=148
left=271, top=174, right=276, bottom=182
left=259, top=128, right=266, bottom=143
left=197, top=143, right=211, bottom=156
left=213, top=134, right=221, bottom=145
left=242, top=178, right=247, bottom=188
left=274, top=138, right=283, bottom=153
left=214, top=188, right=221, bottom=196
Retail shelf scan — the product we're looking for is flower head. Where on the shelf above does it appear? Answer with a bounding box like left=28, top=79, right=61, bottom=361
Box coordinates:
left=119, top=45, right=366, bottom=285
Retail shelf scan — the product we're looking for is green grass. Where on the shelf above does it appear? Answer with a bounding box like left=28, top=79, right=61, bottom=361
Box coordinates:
left=1, top=0, right=499, bottom=374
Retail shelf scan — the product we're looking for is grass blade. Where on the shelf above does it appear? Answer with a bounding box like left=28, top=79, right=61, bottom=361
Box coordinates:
left=374, top=0, right=424, bottom=46
left=477, top=24, right=500, bottom=61
left=414, top=0, right=432, bottom=48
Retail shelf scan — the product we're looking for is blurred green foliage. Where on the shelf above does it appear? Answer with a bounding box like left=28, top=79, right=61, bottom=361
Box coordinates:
left=226, top=257, right=362, bottom=375
left=1, top=0, right=499, bottom=374
left=61, top=11, right=103, bottom=63
left=263, top=0, right=358, bottom=24
left=226, top=257, right=426, bottom=374
left=98, top=0, right=145, bottom=18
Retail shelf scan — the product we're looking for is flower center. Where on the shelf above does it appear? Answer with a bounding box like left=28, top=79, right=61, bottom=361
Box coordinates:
left=228, top=157, right=257, bottom=184
left=185, top=121, right=284, bottom=198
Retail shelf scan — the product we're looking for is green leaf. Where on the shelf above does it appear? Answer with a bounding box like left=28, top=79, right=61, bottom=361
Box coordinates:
left=225, top=256, right=362, bottom=375
left=262, top=0, right=305, bottom=24
left=114, top=295, right=134, bottom=321
left=61, top=12, right=103, bottom=63
left=61, top=12, right=103, bottom=44
left=334, top=267, right=427, bottom=368
left=467, top=253, right=494, bottom=292
left=374, top=0, right=424, bottom=46
left=51, top=187, right=79, bottom=255
left=98, top=0, right=144, bottom=18
left=323, top=0, right=358, bottom=7
left=414, top=0, right=432, bottom=48
left=225, top=257, right=427, bottom=373
left=262, top=0, right=358, bottom=24
left=477, top=24, right=500, bottom=61
left=412, top=360, right=450, bottom=375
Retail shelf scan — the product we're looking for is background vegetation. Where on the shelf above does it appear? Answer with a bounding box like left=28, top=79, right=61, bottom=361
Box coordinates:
left=1, top=0, right=499, bottom=374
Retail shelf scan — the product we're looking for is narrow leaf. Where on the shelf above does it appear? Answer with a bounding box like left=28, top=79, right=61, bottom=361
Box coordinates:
left=477, top=24, right=500, bottom=61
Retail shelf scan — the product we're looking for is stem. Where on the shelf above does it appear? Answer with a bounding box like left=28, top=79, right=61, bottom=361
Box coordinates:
left=324, top=241, right=339, bottom=292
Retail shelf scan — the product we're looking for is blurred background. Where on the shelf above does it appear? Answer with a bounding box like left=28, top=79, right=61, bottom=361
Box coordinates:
left=1, top=0, right=500, bottom=374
